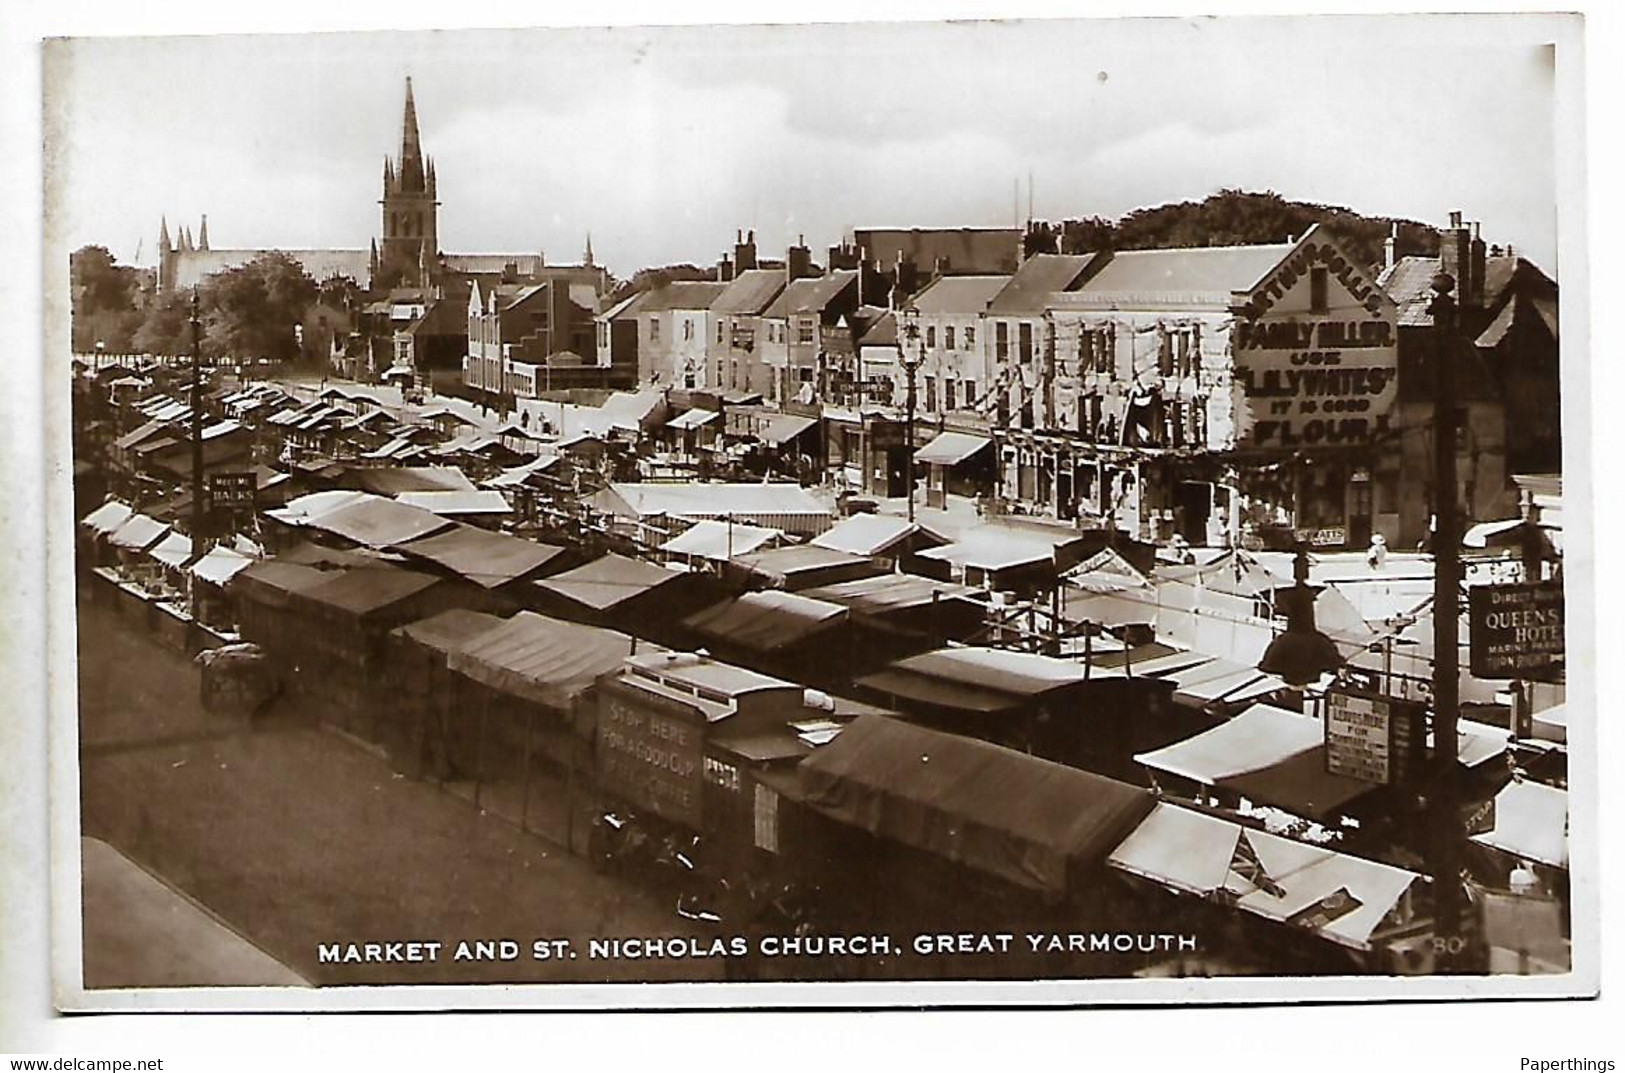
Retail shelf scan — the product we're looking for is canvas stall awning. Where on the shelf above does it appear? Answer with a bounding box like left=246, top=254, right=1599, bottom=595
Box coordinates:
left=534, top=553, right=684, bottom=612
left=801, top=573, right=982, bottom=616
left=447, top=611, right=650, bottom=713
left=1107, top=801, right=1245, bottom=896
left=913, top=431, right=992, bottom=467
left=147, top=531, right=196, bottom=569
left=856, top=646, right=1086, bottom=714
left=304, top=495, right=453, bottom=548
left=660, top=519, right=781, bottom=561
left=190, top=546, right=254, bottom=587
left=1471, top=779, right=1568, bottom=869
left=757, top=413, right=818, bottom=446
left=810, top=514, right=938, bottom=557
left=666, top=408, right=720, bottom=430
left=1530, top=703, right=1566, bottom=745
left=390, top=608, right=507, bottom=655
left=81, top=499, right=133, bottom=536
left=731, top=544, right=885, bottom=588
left=395, top=490, right=514, bottom=516
left=683, top=591, right=847, bottom=653
left=108, top=513, right=172, bottom=552
left=393, top=524, right=567, bottom=588
left=797, top=714, right=1154, bottom=895
left=298, top=566, right=442, bottom=621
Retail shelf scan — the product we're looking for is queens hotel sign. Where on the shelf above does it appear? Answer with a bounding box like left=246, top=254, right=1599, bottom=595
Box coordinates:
left=1231, top=232, right=1399, bottom=451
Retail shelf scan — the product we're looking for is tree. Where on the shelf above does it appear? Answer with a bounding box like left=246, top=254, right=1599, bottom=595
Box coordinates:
left=198, top=252, right=319, bottom=363
left=132, top=291, right=193, bottom=357
left=70, top=245, right=143, bottom=351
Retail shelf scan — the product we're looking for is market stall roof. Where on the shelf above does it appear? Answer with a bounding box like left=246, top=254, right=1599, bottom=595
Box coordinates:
left=1220, top=749, right=1379, bottom=820
left=393, top=524, right=567, bottom=588
left=1167, top=662, right=1287, bottom=708
left=594, top=481, right=833, bottom=526
left=1470, top=778, right=1568, bottom=869
left=348, top=466, right=477, bottom=496
left=1063, top=547, right=1151, bottom=592
left=660, top=519, right=782, bottom=561
left=266, top=489, right=370, bottom=527
left=1135, top=704, right=1325, bottom=785
left=190, top=545, right=254, bottom=586
left=666, top=408, right=720, bottom=431
left=107, top=513, right=171, bottom=552
left=534, top=553, right=686, bottom=611
left=1107, top=801, right=1244, bottom=896
left=1231, top=826, right=1421, bottom=950
left=801, top=573, right=982, bottom=615
left=147, top=531, right=196, bottom=569
left=683, top=591, right=848, bottom=653
left=915, top=525, right=1068, bottom=572
left=112, top=420, right=170, bottom=452
left=810, top=514, right=945, bottom=557
left=81, top=499, right=133, bottom=535
left=795, top=714, right=1155, bottom=895
left=1531, top=703, right=1566, bottom=745
left=485, top=456, right=563, bottom=489
left=1116, top=649, right=1214, bottom=678
left=913, top=431, right=992, bottom=467
left=757, top=413, right=818, bottom=446
left=857, top=646, right=1088, bottom=713
left=229, top=559, right=338, bottom=607
left=447, top=611, right=648, bottom=712
left=395, top=490, right=514, bottom=516
left=732, top=544, right=885, bottom=585
left=303, top=495, right=453, bottom=548
left=391, top=608, right=507, bottom=655
left=299, top=565, right=442, bottom=619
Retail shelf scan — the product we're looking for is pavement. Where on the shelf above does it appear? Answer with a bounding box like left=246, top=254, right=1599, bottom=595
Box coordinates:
left=76, top=594, right=727, bottom=987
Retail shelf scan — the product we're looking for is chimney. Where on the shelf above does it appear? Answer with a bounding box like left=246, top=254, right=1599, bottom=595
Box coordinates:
left=893, top=253, right=919, bottom=306
left=1384, top=223, right=1397, bottom=272
left=1438, top=211, right=1470, bottom=301
left=1468, top=221, right=1487, bottom=308
left=716, top=255, right=734, bottom=283
left=734, top=229, right=758, bottom=272
left=786, top=236, right=813, bottom=282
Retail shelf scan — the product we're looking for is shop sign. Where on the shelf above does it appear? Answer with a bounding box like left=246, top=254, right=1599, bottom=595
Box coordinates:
left=1234, top=318, right=1398, bottom=450
left=1295, top=526, right=1347, bottom=547
left=207, top=471, right=257, bottom=510
left=703, top=756, right=742, bottom=793
left=597, top=680, right=706, bottom=828
left=1324, top=687, right=1426, bottom=787
left=1468, top=581, right=1565, bottom=680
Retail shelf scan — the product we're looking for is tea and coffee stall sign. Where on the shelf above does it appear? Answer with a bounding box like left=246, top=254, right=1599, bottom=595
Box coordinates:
left=1324, top=687, right=1426, bottom=787
left=1468, top=581, right=1565, bottom=680
left=596, top=679, right=706, bottom=828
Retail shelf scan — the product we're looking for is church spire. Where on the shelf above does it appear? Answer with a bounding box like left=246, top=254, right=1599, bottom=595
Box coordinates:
left=583, top=232, right=594, bottom=267
left=159, top=216, right=171, bottom=253
left=398, top=75, right=426, bottom=192
left=197, top=214, right=209, bottom=251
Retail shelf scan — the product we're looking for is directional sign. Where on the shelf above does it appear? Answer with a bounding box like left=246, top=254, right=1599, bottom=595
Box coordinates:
left=1468, top=581, right=1564, bottom=681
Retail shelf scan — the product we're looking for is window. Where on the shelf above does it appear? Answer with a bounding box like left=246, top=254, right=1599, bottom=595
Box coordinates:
left=649, top=316, right=661, bottom=343
left=717, top=320, right=726, bottom=345
left=964, top=380, right=977, bottom=408
left=1157, top=327, right=1175, bottom=377
left=797, top=318, right=815, bottom=345
left=945, top=326, right=956, bottom=351
left=1310, top=267, right=1329, bottom=312
left=683, top=319, right=695, bottom=342
left=1177, top=328, right=1197, bottom=379
left=995, top=322, right=1009, bottom=361
left=1084, top=327, right=1113, bottom=374
left=926, top=326, right=937, bottom=349
left=1018, top=322, right=1033, bottom=364
left=944, top=379, right=957, bottom=411
left=964, top=325, right=976, bottom=349
left=924, top=376, right=937, bottom=412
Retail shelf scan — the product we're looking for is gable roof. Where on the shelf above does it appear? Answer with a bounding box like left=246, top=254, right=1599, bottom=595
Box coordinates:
left=710, top=269, right=788, bottom=315
left=637, top=281, right=730, bottom=313
left=910, top=274, right=1012, bottom=315
left=534, top=553, right=685, bottom=611
left=764, top=271, right=859, bottom=317
left=393, top=524, right=569, bottom=588
left=1064, top=242, right=1294, bottom=309
left=986, top=254, right=1098, bottom=314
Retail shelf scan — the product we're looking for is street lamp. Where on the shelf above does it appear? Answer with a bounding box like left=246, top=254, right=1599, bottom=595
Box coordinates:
left=899, top=305, right=924, bottom=523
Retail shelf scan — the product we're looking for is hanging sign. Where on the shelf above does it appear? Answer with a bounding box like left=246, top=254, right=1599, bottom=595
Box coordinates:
left=1468, top=581, right=1565, bottom=680
left=1324, top=687, right=1426, bottom=787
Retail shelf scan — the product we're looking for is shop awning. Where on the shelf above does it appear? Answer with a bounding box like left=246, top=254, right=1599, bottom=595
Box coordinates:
left=447, top=611, right=649, bottom=713
left=1471, top=779, right=1568, bottom=869
left=81, top=499, right=133, bottom=536
left=683, top=591, right=848, bottom=653
left=393, top=524, right=568, bottom=588
left=810, top=514, right=937, bottom=558
left=535, top=553, right=684, bottom=611
left=757, top=413, right=818, bottom=446
left=798, top=714, right=1155, bottom=895
left=107, top=513, right=172, bottom=552
left=1230, top=827, right=1421, bottom=950
left=660, top=519, right=781, bottom=561
left=913, top=431, right=992, bottom=467
left=190, top=546, right=254, bottom=587
left=1135, top=703, right=1324, bottom=785
left=147, top=531, right=196, bottom=569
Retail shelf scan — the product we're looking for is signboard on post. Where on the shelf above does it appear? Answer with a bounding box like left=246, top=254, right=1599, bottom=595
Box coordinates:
left=1324, top=687, right=1426, bottom=787
left=1468, top=581, right=1565, bottom=680
left=207, top=471, right=257, bottom=511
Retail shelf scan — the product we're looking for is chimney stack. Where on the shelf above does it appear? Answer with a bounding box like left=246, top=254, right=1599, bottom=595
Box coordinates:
left=1468, top=221, right=1487, bottom=308
left=1439, top=211, right=1470, bottom=303
left=786, top=236, right=813, bottom=282
left=734, top=229, right=757, bottom=272
left=717, top=255, right=735, bottom=283
left=1384, top=223, right=1397, bottom=272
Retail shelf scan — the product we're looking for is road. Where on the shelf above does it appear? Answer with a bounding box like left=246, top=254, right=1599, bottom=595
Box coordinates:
left=75, top=592, right=727, bottom=988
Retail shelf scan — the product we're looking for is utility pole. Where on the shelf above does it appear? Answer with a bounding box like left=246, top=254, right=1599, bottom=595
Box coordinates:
left=189, top=288, right=205, bottom=547
left=1426, top=270, right=1465, bottom=971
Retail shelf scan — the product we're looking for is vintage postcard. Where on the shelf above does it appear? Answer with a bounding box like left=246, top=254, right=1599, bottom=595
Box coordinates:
left=38, top=11, right=1595, bottom=1011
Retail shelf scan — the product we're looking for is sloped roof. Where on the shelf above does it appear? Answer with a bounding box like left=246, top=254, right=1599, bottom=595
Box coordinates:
left=986, top=254, right=1096, bottom=314
left=801, top=573, right=981, bottom=615
left=660, top=518, right=782, bottom=560
left=299, top=566, right=443, bottom=619
left=598, top=481, right=830, bottom=520
left=346, top=466, right=477, bottom=496
left=683, top=590, right=849, bottom=652
left=1071, top=243, right=1293, bottom=306
left=393, top=524, right=567, bottom=588
left=732, top=543, right=884, bottom=582
left=534, top=553, right=685, bottom=611
left=764, top=271, right=858, bottom=317
left=637, top=281, right=730, bottom=313
left=910, top=274, right=1011, bottom=315
left=391, top=608, right=508, bottom=654
left=711, top=269, right=787, bottom=315
left=304, top=495, right=453, bottom=548
left=857, top=646, right=1088, bottom=712
left=447, top=611, right=645, bottom=711
left=108, top=513, right=171, bottom=552
left=810, top=514, right=933, bottom=557
left=81, top=499, right=133, bottom=535
left=190, top=545, right=254, bottom=586
left=395, top=490, right=514, bottom=516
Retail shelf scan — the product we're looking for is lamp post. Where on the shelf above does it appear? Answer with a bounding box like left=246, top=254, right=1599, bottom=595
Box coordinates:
left=1426, top=270, right=1466, bottom=971
left=899, top=306, right=923, bottom=523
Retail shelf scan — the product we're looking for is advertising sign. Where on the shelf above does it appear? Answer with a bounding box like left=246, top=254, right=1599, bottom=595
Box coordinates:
left=1469, top=581, right=1565, bottom=680
left=1324, top=688, right=1426, bottom=787
left=207, top=470, right=257, bottom=510
left=596, top=679, right=706, bottom=828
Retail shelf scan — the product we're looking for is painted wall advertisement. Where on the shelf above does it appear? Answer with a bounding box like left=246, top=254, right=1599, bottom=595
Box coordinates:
left=596, top=679, right=706, bottom=828
left=1324, top=688, right=1426, bottom=786
left=1233, top=239, right=1399, bottom=450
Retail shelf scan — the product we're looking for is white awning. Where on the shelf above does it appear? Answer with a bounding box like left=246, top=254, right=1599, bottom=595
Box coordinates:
left=914, top=431, right=992, bottom=466
left=667, top=408, right=720, bottom=430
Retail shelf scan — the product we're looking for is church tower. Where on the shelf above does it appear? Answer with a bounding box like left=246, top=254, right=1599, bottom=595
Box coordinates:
left=379, top=76, right=439, bottom=288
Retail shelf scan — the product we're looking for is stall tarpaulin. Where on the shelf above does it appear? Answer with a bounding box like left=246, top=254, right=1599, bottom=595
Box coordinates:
left=447, top=611, right=655, bottom=714
left=534, top=553, right=685, bottom=612
left=1106, top=801, right=1242, bottom=896
left=796, top=714, right=1155, bottom=895
left=1471, top=778, right=1569, bottom=869
left=81, top=499, right=133, bottom=536
left=394, top=524, right=568, bottom=588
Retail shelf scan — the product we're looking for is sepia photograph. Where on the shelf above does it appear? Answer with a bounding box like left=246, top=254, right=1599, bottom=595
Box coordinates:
left=28, top=7, right=1596, bottom=1015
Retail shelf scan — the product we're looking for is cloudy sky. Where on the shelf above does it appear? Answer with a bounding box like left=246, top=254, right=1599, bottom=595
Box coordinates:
left=44, top=13, right=1573, bottom=278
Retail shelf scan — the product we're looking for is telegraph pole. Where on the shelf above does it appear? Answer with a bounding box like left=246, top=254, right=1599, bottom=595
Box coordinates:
left=1426, top=271, right=1465, bottom=970
left=189, top=290, right=206, bottom=596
